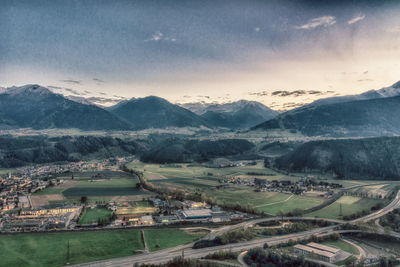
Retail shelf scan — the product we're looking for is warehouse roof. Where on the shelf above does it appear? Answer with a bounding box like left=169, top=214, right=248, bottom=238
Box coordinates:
left=307, top=242, right=341, bottom=254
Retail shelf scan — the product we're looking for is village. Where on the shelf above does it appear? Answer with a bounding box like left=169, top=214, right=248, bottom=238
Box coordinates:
left=218, top=176, right=342, bottom=196
left=0, top=159, right=252, bottom=232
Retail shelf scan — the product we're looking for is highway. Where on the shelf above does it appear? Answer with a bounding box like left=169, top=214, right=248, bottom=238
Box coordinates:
left=71, top=190, right=400, bottom=267
left=352, top=190, right=400, bottom=223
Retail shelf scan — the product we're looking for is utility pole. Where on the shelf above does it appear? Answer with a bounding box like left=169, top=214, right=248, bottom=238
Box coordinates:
left=66, top=240, right=70, bottom=265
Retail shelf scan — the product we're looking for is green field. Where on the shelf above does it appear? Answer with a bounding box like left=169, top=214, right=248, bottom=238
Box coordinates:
left=307, top=196, right=388, bottom=219
left=128, top=161, right=325, bottom=214
left=33, top=171, right=147, bottom=198
left=0, top=228, right=206, bottom=266
left=64, top=178, right=145, bottom=197
left=79, top=208, right=112, bottom=225
left=33, top=187, right=65, bottom=195
left=144, top=229, right=205, bottom=251
left=257, top=194, right=324, bottom=215
left=0, top=230, right=143, bottom=267
left=57, top=170, right=134, bottom=180
left=321, top=240, right=359, bottom=255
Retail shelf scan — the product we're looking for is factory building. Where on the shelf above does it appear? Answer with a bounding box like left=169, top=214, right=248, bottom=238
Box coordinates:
left=294, top=242, right=341, bottom=263
left=181, top=208, right=212, bottom=219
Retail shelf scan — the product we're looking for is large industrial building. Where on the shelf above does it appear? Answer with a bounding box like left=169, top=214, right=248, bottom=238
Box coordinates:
left=294, top=242, right=341, bottom=263
left=181, top=208, right=212, bottom=219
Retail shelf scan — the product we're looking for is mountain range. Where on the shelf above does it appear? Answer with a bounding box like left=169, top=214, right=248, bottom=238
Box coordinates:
left=253, top=81, right=400, bottom=137
left=0, top=85, right=279, bottom=131
left=108, top=96, right=210, bottom=129
left=0, top=85, right=130, bottom=130
left=182, top=100, right=278, bottom=129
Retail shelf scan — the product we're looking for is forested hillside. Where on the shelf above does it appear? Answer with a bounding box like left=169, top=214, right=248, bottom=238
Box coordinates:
left=270, top=137, right=400, bottom=180
left=141, top=138, right=255, bottom=163
left=0, top=136, right=144, bottom=167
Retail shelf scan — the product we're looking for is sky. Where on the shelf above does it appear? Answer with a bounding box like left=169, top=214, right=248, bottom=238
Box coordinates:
left=1, top=0, right=400, bottom=110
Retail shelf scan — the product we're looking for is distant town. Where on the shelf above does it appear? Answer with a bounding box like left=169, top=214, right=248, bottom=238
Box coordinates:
left=0, top=159, right=253, bottom=232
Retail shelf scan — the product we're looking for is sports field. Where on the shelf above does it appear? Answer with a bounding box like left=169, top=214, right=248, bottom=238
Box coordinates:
left=79, top=207, right=112, bottom=225
left=116, top=201, right=157, bottom=215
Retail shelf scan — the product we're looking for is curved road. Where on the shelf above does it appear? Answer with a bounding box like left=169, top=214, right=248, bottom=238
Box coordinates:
left=71, top=190, right=400, bottom=267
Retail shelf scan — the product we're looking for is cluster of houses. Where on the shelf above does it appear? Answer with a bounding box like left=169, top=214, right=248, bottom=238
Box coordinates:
left=0, top=172, right=49, bottom=212
left=1, top=205, right=81, bottom=232
left=219, top=176, right=342, bottom=196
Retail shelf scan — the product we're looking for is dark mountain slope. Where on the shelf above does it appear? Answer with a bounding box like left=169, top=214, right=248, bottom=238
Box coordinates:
left=272, top=137, right=400, bottom=180
left=253, top=95, right=400, bottom=137
left=110, top=96, right=210, bottom=129
left=0, top=85, right=131, bottom=130
left=141, top=138, right=255, bottom=163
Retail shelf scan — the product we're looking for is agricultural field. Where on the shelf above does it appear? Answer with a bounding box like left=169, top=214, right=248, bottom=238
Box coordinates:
left=306, top=196, right=388, bottom=220
left=144, top=228, right=206, bottom=251
left=127, top=161, right=295, bottom=182
left=0, top=228, right=206, bottom=267
left=63, top=178, right=145, bottom=197
left=79, top=207, right=112, bottom=225
left=0, top=229, right=143, bottom=266
left=32, top=171, right=150, bottom=204
left=128, top=161, right=325, bottom=214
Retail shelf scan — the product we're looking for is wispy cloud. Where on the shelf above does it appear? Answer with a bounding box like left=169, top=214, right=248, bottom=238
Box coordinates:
left=347, top=14, right=366, bottom=25
left=93, top=78, right=105, bottom=83
left=295, top=16, right=336, bottom=29
left=60, top=79, right=81, bottom=85
left=146, top=31, right=176, bottom=42
left=357, top=78, right=373, bottom=82
left=249, top=90, right=336, bottom=97
left=48, top=85, right=85, bottom=95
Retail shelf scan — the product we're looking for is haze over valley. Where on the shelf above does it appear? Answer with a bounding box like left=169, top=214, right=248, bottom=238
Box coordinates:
left=2, top=1, right=400, bottom=267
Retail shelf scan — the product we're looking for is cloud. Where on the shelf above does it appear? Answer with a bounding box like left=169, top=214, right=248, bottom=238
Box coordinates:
left=93, top=78, right=105, bottom=83
left=48, top=85, right=86, bottom=95
left=249, top=89, right=337, bottom=98
left=387, top=26, right=400, bottom=33
left=249, top=91, right=268, bottom=97
left=47, top=85, right=63, bottom=90
left=357, top=78, right=373, bottom=82
left=60, top=79, right=81, bottom=85
left=64, top=88, right=83, bottom=95
left=347, top=15, right=365, bottom=25
left=147, top=31, right=176, bottom=42
left=272, top=90, right=307, bottom=97
left=295, top=16, right=336, bottom=29
left=86, top=96, right=126, bottom=105
left=254, top=27, right=260, bottom=32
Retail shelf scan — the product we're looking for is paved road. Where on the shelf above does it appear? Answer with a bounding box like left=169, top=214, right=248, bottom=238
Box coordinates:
left=71, top=190, right=400, bottom=267
left=237, top=251, right=248, bottom=267
left=342, top=239, right=366, bottom=260
left=352, top=190, right=400, bottom=223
